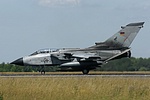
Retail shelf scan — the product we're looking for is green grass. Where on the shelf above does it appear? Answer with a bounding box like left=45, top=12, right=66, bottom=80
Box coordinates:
left=0, top=76, right=150, bottom=100
left=0, top=93, right=3, bottom=100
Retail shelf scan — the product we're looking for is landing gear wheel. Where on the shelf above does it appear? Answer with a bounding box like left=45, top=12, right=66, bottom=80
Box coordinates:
left=40, top=66, right=45, bottom=74
left=82, top=69, right=89, bottom=74
left=41, top=70, right=45, bottom=74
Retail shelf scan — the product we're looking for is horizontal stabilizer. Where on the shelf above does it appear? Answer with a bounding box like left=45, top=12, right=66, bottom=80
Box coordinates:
left=104, top=48, right=131, bottom=62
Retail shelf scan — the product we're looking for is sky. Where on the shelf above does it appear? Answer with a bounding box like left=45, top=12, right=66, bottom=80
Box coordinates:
left=0, top=0, right=150, bottom=63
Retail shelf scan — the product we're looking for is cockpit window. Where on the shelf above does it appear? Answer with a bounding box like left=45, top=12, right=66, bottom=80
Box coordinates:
left=29, top=48, right=58, bottom=56
left=29, top=51, right=38, bottom=56
left=29, top=48, right=80, bottom=56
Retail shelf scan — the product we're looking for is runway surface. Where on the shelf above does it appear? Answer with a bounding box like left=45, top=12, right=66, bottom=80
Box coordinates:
left=1, top=74, right=150, bottom=78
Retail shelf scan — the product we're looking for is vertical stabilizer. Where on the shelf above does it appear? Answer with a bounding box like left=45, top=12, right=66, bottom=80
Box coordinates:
left=105, top=22, right=144, bottom=48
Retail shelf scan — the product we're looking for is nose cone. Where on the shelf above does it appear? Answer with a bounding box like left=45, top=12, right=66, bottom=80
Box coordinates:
left=10, top=57, right=24, bottom=66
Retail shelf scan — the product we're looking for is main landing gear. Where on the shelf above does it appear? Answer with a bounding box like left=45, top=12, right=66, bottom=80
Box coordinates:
left=82, top=69, right=89, bottom=74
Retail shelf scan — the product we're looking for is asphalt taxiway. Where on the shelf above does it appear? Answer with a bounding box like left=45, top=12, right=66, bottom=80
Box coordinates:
left=1, top=74, right=150, bottom=78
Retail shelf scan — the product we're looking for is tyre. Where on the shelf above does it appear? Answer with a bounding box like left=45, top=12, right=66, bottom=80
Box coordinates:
left=82, top=69, right=89, bottom=74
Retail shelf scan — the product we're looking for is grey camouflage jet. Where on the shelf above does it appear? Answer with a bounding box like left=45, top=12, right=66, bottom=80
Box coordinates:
left=11, top=22, right=144, bottom=74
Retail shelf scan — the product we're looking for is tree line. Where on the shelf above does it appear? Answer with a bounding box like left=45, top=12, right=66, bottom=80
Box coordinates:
left=101, top=57, right=150, bottom=71
left=0, top=57, right=150, bottom=72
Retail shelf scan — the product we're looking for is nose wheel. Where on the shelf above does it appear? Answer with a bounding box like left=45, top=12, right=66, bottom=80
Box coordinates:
left=40, top=66, right=45, bottom=74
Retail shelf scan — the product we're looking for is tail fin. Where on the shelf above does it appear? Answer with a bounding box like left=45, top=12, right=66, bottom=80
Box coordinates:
left=105, top=22, right=144, bottom=48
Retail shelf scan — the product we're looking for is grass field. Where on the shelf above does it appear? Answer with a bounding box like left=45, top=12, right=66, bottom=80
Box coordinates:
left=0, top=73, right=150, bottom=100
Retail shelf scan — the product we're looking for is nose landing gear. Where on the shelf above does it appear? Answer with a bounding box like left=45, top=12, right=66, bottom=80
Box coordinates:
left=40, top=66, right=45, bottom=74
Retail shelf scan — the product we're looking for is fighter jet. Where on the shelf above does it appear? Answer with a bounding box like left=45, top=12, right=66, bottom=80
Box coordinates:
left=11, top=22, right=144, bottom=74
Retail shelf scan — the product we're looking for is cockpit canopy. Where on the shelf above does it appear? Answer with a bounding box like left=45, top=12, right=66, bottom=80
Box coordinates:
left=30, top=48, right=58, bottom=56
left=29, top=48, right=80, bottom=56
